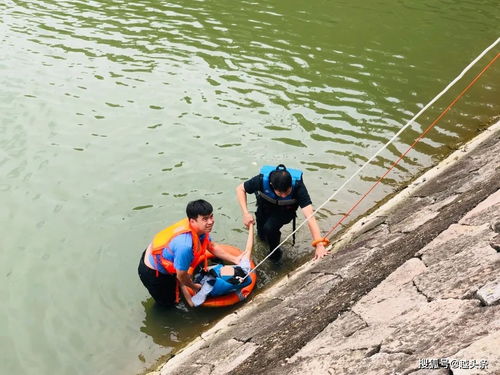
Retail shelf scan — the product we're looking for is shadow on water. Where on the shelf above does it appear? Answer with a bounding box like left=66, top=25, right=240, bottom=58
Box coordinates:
left=140, top=296, right=233, bottom=348
left=138, top=287, right=239, bottom=374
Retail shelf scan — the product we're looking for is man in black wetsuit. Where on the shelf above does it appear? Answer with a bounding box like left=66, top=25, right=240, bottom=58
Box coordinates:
left=236, top=164, right=328, bottom=262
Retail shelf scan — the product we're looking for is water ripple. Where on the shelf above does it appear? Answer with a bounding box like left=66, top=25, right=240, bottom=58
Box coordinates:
left=1, top=0, right=499, bottom=375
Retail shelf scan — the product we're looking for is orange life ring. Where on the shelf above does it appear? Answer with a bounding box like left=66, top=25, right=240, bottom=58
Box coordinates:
left=186, top=244, right=257, bottom=307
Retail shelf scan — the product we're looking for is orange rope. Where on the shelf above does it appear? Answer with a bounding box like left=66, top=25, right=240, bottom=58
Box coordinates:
left=323, top=52, right=499, bottom=241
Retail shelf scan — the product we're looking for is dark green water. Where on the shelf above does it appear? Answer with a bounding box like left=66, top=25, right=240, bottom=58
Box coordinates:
left=0, top=0, right=498, bottom=374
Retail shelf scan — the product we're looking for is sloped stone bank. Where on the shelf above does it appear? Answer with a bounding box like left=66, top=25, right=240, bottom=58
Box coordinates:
left=149, top=121, right=500, bottom=375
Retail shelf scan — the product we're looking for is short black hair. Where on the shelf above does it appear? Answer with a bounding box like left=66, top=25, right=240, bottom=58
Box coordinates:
left=270, top=169, right=292, bottom=192
left=186, top=199, right=213, bottom=219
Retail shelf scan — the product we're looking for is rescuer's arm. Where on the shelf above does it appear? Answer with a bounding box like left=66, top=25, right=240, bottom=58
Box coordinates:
left=210, top=243, right=241, bottom=264
left=236, top=183, right=255, bottom=228
left=301, top=204, right=328, bottom=260
left=180, top=285, right=195, bottom=307
left=176, top=270, right=201, bottom=292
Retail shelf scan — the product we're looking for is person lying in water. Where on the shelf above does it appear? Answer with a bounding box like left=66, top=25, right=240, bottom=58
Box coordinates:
left=181, top=223, right=255, bottom=307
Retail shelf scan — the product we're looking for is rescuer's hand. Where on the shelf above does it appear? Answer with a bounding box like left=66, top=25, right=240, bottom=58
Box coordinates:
left=314, top=243, right=328, bottom=260
left=243, top=212, right=255, bottom=228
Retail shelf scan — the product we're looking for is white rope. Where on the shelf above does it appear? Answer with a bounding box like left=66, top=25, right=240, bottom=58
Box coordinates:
left=246, top=37, right=500, bottom=277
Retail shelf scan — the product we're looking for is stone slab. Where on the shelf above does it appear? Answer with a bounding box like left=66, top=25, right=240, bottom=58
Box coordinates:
left=409, top=370, right=449, bottom=375
left=477, top=277, right=500, bottom=306
left=451, top=330, right=500, bottom=375
left=353, top=258, right=427, bottom=325
left=166, top=338, right=257, bottom=375
left=490, top=233, right=500, bottom=252
left=459, top=188, right=500, bottom=227
left=380, top=299, right=479, bottom=355
left=414, top=242, right=499, bottom=300
left=416, top=223, right=492, bottom=266
left=282, top=352, right=409, bottom=375
left=395, top=195, right=459, bottom=234
left=288, top=314, right=388, bottom=360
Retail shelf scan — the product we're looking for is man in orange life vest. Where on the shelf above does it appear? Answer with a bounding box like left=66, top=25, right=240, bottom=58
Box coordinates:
left=138, top=199, right=241, bottom=307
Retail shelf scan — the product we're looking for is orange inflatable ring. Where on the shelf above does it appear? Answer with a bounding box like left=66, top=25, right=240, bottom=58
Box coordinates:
left=186, top=244, right=257, bottom=307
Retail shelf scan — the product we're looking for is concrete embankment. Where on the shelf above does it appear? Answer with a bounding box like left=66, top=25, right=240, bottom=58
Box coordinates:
left=148, top=120, right=500, bottom=375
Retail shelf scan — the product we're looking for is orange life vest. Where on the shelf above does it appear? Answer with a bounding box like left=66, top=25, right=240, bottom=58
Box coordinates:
left=151, top=218, right=210, bottom=275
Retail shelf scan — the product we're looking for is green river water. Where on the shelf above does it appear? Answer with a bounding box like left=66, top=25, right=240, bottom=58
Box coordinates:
left=0, top=0, right=499, bottom=374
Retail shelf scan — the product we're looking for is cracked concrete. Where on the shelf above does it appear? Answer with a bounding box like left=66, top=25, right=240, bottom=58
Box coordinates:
left=149, top=122, right=500, bottom=375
